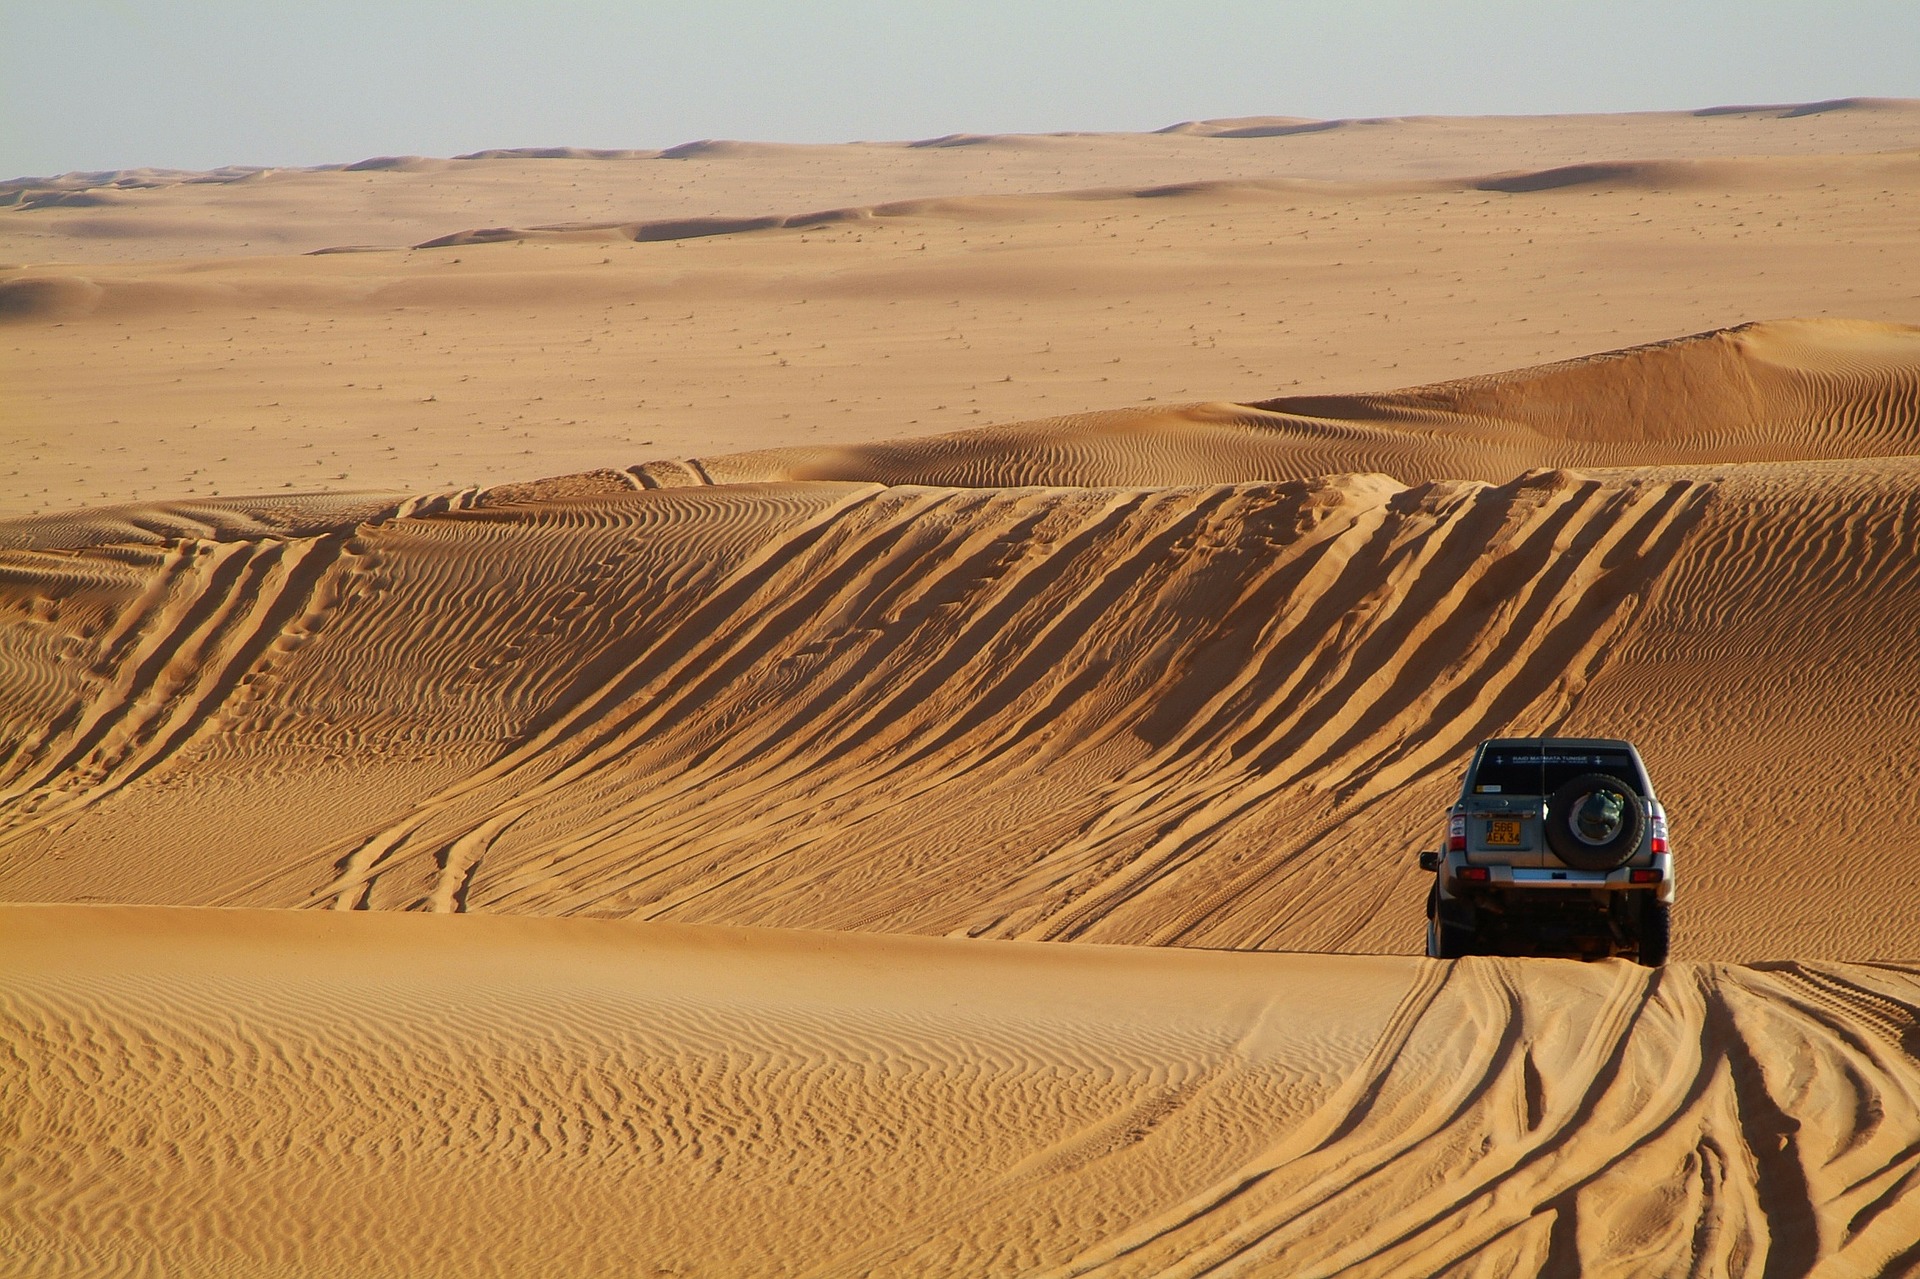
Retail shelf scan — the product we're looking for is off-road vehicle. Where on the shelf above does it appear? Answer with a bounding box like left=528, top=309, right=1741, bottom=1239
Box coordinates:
left=1418, top=737, right=1672, bottom=964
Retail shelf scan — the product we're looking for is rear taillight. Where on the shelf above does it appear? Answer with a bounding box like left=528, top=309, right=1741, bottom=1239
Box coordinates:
left=1459, top=866, right=1491, bottom=882
left=1649, top=804, right=1669, bottom=855
left=1447, top=813, right=1466, bottom=852
left=1629, top=868, right=1663, bottom=884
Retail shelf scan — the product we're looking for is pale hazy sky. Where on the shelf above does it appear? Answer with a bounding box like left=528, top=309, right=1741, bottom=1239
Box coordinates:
left=4, top=1, right=1916, bottom=178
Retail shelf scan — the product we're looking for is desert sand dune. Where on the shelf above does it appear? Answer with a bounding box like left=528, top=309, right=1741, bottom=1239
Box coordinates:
left=3, top=321, right=1919, bottom=960
left=6, top=145, right=1917, bottom=517
left=7, top=103, right=1920, bottom=1273
left=5, top=904, right=1919, bottom=1277
left=397, top=152, right=1919, bottom=251
left=684, top=319, right=1920, bottom=487
left=7, top=101, right=1917, bottom=262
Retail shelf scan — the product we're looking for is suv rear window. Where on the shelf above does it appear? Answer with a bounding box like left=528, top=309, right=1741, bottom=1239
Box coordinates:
left=1469, top=747, right=1645, bottom=796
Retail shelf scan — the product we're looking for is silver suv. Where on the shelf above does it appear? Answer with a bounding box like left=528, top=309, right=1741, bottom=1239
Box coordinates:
left=1419, top=737, right=1673, bottom=964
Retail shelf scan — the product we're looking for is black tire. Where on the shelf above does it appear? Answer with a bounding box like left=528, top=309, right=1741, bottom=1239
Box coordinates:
left=1428, top=886, right=1477, bottom=959
left=1436, top=920, right=1476, bottom=960
left=1637, top=899, right=1671, bottom=966
left=1545, top=772, right=1645, bottom=871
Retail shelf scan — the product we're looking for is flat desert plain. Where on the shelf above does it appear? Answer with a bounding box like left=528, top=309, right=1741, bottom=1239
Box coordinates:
left=4, top=102, right=1920, bottom=1275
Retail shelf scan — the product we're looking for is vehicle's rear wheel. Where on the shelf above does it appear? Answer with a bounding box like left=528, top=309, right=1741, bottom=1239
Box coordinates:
left=1427, top=886, right=1477, bottom=959
left=1437, top=920, right=1477, bottom=959
left=1637, top=899, right=1671, bottom=966
left=1545, top=772, right=1646, bottom=871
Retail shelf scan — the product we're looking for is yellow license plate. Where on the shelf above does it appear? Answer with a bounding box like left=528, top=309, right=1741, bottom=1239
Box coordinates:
left=1486, top=818, right=1522, bottom=846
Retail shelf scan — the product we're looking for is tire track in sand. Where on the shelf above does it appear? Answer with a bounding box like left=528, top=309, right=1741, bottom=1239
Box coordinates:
left=0, top=532, right=352, bottom=842
left=209, top=471, right=1709, bottom=940
left=8, top=909, right=1920, bottom=1275
left=1033, top=958, right=1920, bottom=1278
left=301, top=483, right=888, bottom=910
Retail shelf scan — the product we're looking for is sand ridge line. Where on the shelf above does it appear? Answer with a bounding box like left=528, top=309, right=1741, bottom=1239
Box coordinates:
left=681, top=320, right=1920, bottom=491
left=0, top=490, right=470, bottom=554
left=364, top=151, right=1920, bottom=258
left=391, top=179, right=1452, bottom=254
left=8, top=96, right=1915, bottom=191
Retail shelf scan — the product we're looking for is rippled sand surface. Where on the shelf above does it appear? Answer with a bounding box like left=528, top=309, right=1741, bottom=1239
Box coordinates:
left=5, top=103, right=1920, bottom=1275
left=8, top=906, right=1920, bottom=1278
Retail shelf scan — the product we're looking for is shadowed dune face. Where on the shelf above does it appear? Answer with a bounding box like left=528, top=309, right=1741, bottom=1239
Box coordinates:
left=5, top=905, right=1920, bottom=1277
left=3, top=321, right=1920, bottom=959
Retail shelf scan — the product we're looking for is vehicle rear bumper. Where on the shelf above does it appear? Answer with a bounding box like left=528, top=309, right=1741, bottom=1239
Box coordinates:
left=1441, top=852, right=1674, bottom=899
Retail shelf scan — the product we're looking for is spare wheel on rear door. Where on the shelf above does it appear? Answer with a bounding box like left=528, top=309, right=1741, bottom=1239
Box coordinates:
left=1545, top=772, right=1645, bottom=871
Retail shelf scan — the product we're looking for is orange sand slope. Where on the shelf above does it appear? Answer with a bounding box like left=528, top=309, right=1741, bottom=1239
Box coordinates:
left=5, top=904, right=1919, bottom=1277
left=688, top=318, right=1920, bottom=485
left=3, top=320, right=1918, bottom=961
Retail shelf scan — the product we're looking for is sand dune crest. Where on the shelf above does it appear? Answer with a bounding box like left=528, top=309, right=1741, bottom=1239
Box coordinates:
left=679, top=320, right=1920, bottom=489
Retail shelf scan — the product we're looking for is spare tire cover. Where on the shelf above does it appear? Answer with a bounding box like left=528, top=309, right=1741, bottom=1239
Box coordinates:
left=1545, top=772, right=1645, bottom=871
